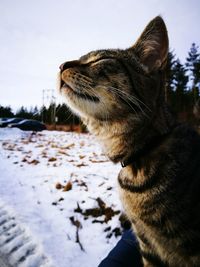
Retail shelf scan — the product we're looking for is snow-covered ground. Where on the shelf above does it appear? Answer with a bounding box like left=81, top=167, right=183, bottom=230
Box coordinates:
left=0, top=128, right=123, bottom=267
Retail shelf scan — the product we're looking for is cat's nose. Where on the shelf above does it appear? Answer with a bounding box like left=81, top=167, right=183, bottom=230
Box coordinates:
left=59, top=60, right=80, bottom=71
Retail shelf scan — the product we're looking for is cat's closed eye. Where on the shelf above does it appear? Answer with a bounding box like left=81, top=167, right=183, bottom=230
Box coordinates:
left=90, top=58, right=113, bottom=67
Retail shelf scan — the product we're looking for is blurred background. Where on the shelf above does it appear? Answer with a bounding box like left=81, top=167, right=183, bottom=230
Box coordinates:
left=0, top=0, right=200, bottom=130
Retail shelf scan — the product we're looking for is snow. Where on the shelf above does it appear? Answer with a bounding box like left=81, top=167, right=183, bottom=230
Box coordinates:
left=0, top=128, right=123, bottom=267
left=0, top=200, right=54, bottom=267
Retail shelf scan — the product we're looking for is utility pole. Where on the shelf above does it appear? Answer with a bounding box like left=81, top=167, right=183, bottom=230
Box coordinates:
left=42, top=89, right=56, bottom=127
left=42, top=89, right=45, bottom=123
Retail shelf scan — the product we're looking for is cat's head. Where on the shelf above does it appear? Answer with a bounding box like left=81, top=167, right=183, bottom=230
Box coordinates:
left=59, top=16, right=168, bottom=122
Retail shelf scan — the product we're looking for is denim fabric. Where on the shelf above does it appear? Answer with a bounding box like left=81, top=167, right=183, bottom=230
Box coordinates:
left=98, top=230, right=143, bottom=267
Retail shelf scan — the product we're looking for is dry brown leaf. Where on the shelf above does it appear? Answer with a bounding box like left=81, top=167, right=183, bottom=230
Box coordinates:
left=21, top=158, right=27, bottom=163
left=58, top=150, right=69, bottom=156
left=55, top=182, right=63, bottom=190
left=64, top=143, right=75, bottom=149
left=29, top=159, right=40, bottom=165
left=90, top=159, right=108, bottom=163
left=48, top=157, right=57, bottom=162
left=76, top=163, right=88, bottom=167
left=63, top=181, right=72, bottom=192
left=35, top=144, right=44, bottom=148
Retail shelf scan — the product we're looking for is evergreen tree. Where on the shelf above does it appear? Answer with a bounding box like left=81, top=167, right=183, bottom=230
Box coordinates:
left=48, top=102, right=56, bottom=125
left=55, top=103, right=80, bottom=125
left=15, top=106, right=31, bottom=119
left=41, top=105, right=48, bottom=123
left=0, top=105, right=14, bottom=118
left=165, top=50, right=177, bottom=103
left=186, top=43, right=200, bottom=102
left=173, top=59, right=189, bottom=112
left=15, top=106, right=40, bottom=119
left=31, top=106, right=41, bottom=121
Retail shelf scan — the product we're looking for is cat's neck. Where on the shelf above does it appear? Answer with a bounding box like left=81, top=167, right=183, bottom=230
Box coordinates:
left=83, top=103, right=175, bottom=165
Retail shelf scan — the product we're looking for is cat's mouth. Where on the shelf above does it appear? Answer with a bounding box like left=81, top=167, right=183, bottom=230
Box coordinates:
left=60, top=80, right=99, bottom=103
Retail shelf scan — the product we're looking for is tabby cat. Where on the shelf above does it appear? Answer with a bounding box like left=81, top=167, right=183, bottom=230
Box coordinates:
left=59, top=16, right=200, bottom=267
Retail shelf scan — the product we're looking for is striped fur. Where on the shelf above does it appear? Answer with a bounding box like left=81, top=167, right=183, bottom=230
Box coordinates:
left=59, top=16, right=200, bottom=266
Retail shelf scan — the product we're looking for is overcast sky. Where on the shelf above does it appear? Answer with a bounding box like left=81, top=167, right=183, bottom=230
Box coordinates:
left=1, top=0, right=200, bottom=110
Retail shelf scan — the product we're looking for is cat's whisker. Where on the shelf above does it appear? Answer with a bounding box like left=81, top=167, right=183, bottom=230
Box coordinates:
left=116, top=89, right=150, bottom=118
left=78, top=75, right=94, bottom=86
left=62, top=109, right=74, bottom=122
left=100, top=97, right=110, bottom=128
left=107, top=87, right=146, bottom=118
left=86, top=86, right=110, bottom=127
left=84, top=83, right=143, bottom=120
left=110, top=84, right=151, bottom=114
left=85, top=85, right=110, bottom=128
left=112, top=79, right=152, bottom=112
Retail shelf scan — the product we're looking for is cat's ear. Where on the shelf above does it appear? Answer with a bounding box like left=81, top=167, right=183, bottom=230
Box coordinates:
left=132, top=16, right=169, bottom=72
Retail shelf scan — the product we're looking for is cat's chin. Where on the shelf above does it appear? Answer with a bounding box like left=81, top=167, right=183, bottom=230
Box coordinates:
left=60, top=86, right=99, bottom=119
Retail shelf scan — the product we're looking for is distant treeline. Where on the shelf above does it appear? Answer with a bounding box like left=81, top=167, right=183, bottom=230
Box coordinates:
left=0, top=104, right=80, bottom=125
left=1, top=43, right=200, bottom=125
